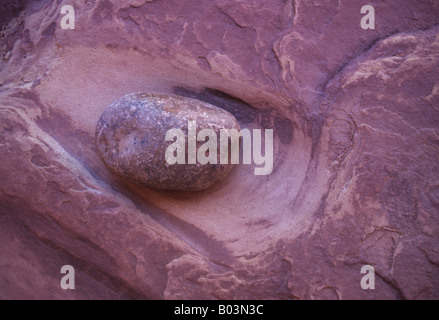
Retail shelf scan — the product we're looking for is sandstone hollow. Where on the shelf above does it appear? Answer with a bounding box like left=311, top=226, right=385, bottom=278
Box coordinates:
left=0, top=0, right=438, bottom=299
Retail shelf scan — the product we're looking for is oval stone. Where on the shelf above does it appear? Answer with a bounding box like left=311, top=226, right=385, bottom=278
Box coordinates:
left=95, top=92, right=241, bottom=191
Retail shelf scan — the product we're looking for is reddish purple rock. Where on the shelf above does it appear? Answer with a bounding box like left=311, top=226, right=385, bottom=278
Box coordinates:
left=96, top=92, right=240, bottom=191
left=0, top=0, right=438, bottom=300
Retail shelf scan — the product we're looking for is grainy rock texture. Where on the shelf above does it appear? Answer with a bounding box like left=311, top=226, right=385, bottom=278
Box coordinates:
left=96, top=92, right=240, bottom=191
left=0, top=0, right=439, bottom=299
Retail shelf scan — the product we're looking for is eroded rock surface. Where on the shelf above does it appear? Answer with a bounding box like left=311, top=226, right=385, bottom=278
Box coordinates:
left=0, top=0, right=438, bottom=299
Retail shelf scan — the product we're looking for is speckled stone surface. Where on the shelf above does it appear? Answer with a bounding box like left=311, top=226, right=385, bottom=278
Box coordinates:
left=95, top=92, right=241, bottom=191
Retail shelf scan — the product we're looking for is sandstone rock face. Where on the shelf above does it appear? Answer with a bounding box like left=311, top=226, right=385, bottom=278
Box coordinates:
left=1, top=0, right=439, bottom=300
left=96, top=92, right=240, bottom=191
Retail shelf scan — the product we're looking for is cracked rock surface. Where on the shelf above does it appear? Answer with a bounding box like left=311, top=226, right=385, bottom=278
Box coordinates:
left=0, top=0, right=438, bottom=299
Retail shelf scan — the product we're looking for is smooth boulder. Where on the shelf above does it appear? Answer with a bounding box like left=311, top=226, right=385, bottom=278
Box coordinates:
left=95, top=92, right=241, bottom=191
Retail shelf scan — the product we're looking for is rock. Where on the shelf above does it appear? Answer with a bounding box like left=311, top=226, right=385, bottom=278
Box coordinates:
left=95, top=92, right=241, bottom=191
left=0, top=1, right=26, bottom=27
left=1, top=0, right=439, bottom=300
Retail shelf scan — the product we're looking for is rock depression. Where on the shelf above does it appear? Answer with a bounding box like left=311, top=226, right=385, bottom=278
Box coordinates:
left=0, top=0, right=438, bottom=299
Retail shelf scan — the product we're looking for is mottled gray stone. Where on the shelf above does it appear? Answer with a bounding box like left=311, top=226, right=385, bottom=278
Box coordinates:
left=95, top=92, right=241, bottom=191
